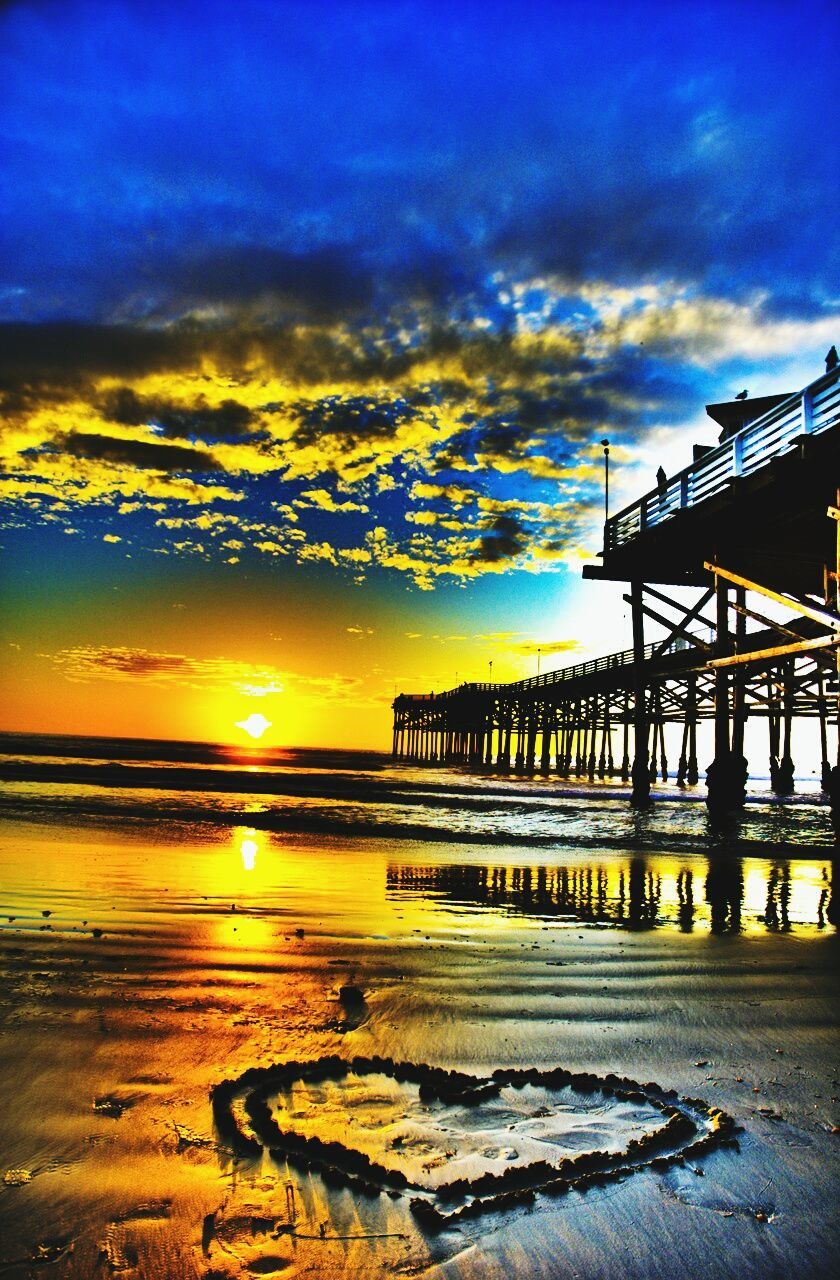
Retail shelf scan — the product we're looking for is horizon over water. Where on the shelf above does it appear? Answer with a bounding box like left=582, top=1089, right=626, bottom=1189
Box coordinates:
left=1, top=727, right=837, bottom=1278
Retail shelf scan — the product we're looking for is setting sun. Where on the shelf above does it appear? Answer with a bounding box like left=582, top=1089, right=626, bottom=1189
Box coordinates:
left=236, top=712, right=271, bottom=740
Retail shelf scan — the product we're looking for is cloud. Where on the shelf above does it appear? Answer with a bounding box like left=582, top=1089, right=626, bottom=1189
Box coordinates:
left=46, top=644, right=371, bottom=704
left=296, top=488, right=369, bottom=514
left=48, top=646, right=286, bottom=688
left=473, top=514, right=528, bottom=563
left=510, top=638, right=581, bottom=657
left=159, top=244, right=375, bottom=320
left=101, top=386, right=256, bottom=440
left=46, top=430, right=222, bottom=472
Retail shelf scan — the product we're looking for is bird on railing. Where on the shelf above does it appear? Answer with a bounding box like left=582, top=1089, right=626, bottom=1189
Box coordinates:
left=827, top=346, right=838, bottom=372
left=735, top=389, right=749, bottom=400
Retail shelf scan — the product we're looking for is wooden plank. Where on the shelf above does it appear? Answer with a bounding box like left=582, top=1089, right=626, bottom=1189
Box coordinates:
left=708, top=635, right=840, bottom=669
left=704, top=561, right=840, bottom=632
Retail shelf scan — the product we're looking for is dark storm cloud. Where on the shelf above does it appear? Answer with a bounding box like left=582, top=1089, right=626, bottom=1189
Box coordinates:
left=48, top=431, right=222, bottom=472
left=101, top=386, right=256, bottom=441
left=0, top=323, right=203, bottom=403
left=473, top=514, right=527, bottom=563
left=0, top=320, right=439, bottom=402
left=287, top=396, right=417, bottom=446
left=162, top=244, right=374, bottom=319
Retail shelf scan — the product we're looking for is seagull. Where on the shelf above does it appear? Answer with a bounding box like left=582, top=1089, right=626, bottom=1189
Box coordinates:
left=826, top=345, right=838, bottom=371
left=735, top=389, right=748, bottom=400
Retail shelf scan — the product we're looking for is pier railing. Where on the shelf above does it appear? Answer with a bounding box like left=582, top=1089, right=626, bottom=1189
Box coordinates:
left=605, top=364, right=840, bottom=553
left=397, top=638, right=675, bottom=703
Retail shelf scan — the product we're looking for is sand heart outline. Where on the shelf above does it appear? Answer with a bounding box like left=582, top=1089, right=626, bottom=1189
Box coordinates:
left=211, top=1055, right=738, bottom=1230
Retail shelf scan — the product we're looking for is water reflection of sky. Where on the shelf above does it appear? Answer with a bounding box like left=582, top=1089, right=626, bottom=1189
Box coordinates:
left=0, top=811, right=835, bottom=951
left=386, top=857, right=836, bottom=936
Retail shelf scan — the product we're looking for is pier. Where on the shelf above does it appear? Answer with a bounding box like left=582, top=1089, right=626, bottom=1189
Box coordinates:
left=392, top=355, right=840, bottom=816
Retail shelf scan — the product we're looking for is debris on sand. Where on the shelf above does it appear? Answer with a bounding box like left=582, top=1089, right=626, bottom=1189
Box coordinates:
left=338, top=984, right=366, bottom=1013
left=93, top=1095, right=132, bottom=1119
left=3, top=1168, right=32, bottom=1185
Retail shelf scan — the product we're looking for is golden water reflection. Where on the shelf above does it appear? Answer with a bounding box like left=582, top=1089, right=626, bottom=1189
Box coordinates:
left=239, top=828, right=259, bottom=871
left=386, top=856, right=836, bottom=935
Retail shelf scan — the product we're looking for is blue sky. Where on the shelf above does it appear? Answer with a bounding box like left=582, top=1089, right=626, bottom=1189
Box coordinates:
left=1, top=0, right=838, bottom=744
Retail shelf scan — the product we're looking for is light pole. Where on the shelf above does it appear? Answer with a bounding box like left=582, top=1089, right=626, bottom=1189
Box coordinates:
left=489, top=660, right=493, bottom=685
left=601, top=438, right=610, bottom=522
left=537, top=647, right=541, bottom=677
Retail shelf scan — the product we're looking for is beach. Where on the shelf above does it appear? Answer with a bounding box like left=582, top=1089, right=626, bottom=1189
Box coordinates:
left=0, top=738, right=838, bottom=1279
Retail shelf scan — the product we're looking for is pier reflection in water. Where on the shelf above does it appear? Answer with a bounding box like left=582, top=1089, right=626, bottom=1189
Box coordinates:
left=387, top=855, right=836, bottom=935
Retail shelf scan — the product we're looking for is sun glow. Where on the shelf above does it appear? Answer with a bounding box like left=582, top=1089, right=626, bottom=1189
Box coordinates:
left=236, top=712, right=272, bottom=740
left=239, top=830, right=259, bottom=871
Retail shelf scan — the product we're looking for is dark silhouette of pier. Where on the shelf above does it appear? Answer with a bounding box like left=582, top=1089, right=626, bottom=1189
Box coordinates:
left=393, top=355, right=840, bottom=816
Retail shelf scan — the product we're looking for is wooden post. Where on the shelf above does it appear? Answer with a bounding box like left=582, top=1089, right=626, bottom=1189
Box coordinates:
left=830, top=488, right=840, bottom=832
left=686, top=673, right=699, bottom=784
left=540, top=706, right=552, bottom=772
left=648, top=687, right=659, bottom=783
left=707, top=571, right=746, bottom=811
left=817, top=670, right=830, bottom=789
left=526, top=707, right=538, bottom=772
left=606, top=698, right=615, bottom=775
left=778, top=659, right=795, bottom=793
left=768, top=670, right=781, bottom=790
left=731, top=585, right=748, bottom=792
left=630, top=578, right=651, bottom=807
left=621, top=691, right=630, bottom=781
left=714, top=574, right=730, bottom=758
left=587, top=697, right=597, bottom=779
left=676, top=691, right=689, bottom=786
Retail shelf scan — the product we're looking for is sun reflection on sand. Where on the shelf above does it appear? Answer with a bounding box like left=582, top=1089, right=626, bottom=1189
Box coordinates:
left=240, top=829, right=259, bottom=871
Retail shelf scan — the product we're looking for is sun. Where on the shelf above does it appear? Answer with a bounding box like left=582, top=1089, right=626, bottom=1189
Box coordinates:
left=236, top=712, right=272, bottom=740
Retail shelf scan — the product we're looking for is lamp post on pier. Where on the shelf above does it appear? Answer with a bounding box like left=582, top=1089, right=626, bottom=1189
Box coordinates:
left=601, top=438, right=610, bottom=521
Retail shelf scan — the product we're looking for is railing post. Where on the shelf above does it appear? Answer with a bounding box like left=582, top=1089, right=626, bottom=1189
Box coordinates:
left=639, top=499, right=647, bottom=531
left=679, top=473, right=689, bottom=508
left=801, top=389, right=813, bottom=435
left=732, top=433, right=743, bottom=477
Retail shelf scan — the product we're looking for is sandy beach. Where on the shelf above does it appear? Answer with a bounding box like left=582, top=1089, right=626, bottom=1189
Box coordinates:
left=1, top=786, right=838, bottom=1279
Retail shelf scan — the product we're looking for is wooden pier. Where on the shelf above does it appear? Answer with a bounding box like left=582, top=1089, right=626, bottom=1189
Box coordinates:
left=393, top=355, right=840, bottom=817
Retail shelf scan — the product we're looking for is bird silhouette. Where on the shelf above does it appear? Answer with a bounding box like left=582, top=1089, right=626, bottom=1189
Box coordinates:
left=735, top=389, right=748, bottom=400
left=826, top=345, right=838, bottom=371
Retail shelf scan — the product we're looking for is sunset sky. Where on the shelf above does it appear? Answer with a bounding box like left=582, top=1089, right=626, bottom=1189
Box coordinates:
left=1, top=0, right=838, bottom=748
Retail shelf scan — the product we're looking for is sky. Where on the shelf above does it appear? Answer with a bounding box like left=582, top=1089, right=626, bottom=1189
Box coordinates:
left=1, top=0, right=838, bottom=748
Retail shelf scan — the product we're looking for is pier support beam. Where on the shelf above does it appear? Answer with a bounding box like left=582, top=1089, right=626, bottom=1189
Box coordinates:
left=706, top=573, right=747, bottom=813
left=777, top=659, right=796, bottom=793
left=630, top=579, right=651, bottom=807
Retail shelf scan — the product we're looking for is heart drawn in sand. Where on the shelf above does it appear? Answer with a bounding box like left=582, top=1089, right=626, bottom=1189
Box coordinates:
left=211, top=1056, right=737, bottom=1230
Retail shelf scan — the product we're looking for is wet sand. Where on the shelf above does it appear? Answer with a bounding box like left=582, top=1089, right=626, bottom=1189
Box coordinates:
left=0, top=815, right=838, bottom=1279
